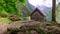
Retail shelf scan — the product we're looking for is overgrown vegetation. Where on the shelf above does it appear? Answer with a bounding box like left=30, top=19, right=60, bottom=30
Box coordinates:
left=0, top=0, right=60, bottom=34
left=0, top=18, right=11, bottom=23
left=0, top=0, right=26, bottom=18
left=4, top=22, right=60, bottom=34
left=0, top=0, right=30, bottom=22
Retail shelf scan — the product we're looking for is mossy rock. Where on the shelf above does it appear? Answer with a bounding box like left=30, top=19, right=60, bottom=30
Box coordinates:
left=8, top=14, right=21, bottom=21
left=19, top=22, right=60, bottom=34
left=4, top=21, right=60, bottom=34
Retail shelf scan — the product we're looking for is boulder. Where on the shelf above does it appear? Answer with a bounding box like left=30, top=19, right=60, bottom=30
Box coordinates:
left=0, top=22, right=9, bottom=34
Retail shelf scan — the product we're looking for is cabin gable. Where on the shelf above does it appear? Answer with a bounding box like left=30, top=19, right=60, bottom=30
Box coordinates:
left=30, top=10, right=45, bottom=21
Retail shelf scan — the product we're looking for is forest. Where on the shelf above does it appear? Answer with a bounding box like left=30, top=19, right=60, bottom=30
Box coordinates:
left=0, top=0, right=60, bottom=34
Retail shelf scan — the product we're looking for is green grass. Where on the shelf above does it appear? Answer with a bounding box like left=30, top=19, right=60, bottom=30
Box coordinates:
left=0, top=18, right=11, bottom=23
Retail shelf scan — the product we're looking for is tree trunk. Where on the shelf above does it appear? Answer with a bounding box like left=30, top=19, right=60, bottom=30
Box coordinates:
left=52, top=0, right=56, bottom=22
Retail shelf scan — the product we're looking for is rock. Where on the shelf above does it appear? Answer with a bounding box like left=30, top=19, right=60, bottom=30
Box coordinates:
left=20, top=22, right=39, bottom=31
left=0, top=22, right=9, bottom=34
left=30, top=30, right=38, bottom=34
left=8, top=14, right=21, bottom=21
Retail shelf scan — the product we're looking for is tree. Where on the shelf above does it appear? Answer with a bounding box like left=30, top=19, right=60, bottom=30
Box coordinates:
left=0, top=0, right=26, bottom=17
left=52, top=0, right=56, bottom=22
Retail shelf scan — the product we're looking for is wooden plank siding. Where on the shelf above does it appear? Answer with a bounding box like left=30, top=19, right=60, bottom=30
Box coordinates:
left=30, top=8, right=46, bottom=21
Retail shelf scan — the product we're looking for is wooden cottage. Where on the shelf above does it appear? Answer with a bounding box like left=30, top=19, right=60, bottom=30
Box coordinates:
left=30, top=7, right=46, bottom=21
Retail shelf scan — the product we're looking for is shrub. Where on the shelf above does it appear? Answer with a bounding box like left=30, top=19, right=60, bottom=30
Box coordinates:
left=0, top=10, right=9, bottom=17
left=0, top=18, right=11, bottom=23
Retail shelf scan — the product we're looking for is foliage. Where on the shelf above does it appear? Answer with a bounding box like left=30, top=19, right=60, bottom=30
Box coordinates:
left=8, top=28, right=20, bottom=34
left=0, top=10, right=9, bottom=17
left=0, top=18, right=11, bottom=23
left=22, top=16, right=30, bottom=20
left=19, top=0, right=26, bottom=5
left=56, top=5, right=60, bottom=23
left=0, top=0, right=26, bottom=17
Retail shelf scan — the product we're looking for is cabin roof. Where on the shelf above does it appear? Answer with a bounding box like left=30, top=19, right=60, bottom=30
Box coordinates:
left=30, top=6, right=46, bottom=17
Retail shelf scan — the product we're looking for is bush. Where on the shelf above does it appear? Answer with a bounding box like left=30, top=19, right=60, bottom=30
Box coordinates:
left=0, top=10, right=9, bottom=17
left=0, top=18, right=11, bottom=23
left=7, top=28, right=20, bottom=34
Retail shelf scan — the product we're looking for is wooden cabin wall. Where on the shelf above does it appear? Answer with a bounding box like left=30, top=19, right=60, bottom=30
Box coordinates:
left=30, top=11, right=45, bottom=21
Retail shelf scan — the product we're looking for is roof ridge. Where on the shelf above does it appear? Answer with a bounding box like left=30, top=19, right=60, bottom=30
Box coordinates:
left=36, top=6, right=46, bottom=16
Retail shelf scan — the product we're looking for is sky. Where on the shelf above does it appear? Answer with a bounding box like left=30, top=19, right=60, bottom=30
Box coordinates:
left=28, top=0, right=58, bottom=7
